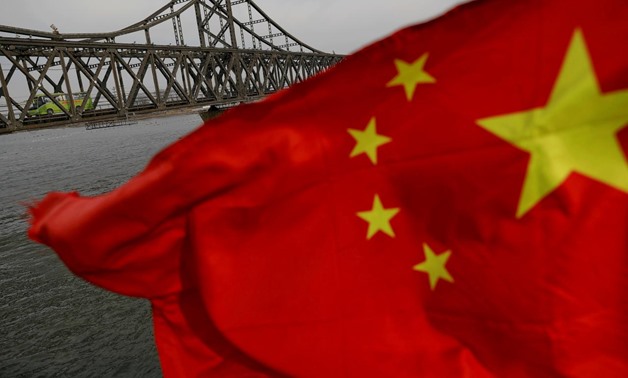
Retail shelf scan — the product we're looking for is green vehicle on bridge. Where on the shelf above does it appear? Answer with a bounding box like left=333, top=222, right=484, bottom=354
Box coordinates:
left=27, top=92, right=95, bottom=116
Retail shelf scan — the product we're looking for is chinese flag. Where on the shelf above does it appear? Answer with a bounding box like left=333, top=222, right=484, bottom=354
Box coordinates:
left=29, top=0, right=628, bottom=376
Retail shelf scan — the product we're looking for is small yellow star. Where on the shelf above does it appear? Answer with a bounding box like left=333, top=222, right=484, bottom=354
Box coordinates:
left=414, top=244, right=454, bottom=291
left=348, top=117, right=391, bottom=165
left=387, top=53, right=436, bottom=101
left=356, top=194, right=400, bottom=240
left=478, top=29, right=628, bottom=218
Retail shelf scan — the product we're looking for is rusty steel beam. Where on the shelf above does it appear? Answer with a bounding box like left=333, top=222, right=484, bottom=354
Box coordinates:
left=0, top=0, right=343, bottom=132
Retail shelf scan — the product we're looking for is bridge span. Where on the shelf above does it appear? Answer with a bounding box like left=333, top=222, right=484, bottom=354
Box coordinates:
left=0, top=0, right=343, bottom=133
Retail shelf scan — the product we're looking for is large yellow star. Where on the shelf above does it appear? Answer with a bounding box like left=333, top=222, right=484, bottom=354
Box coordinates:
left=386, top=53, right=436, bottom=101
left=356, top=194, right=400, bottom=240
left=348, top=117, right=391, bottom=165
left=413, top=243, right=454, bottom=291
left=477, top=29, right=628, bottom=218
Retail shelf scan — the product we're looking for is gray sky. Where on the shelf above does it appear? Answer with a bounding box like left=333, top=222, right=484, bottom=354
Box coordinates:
left=0, top=0, right=468, bottom=54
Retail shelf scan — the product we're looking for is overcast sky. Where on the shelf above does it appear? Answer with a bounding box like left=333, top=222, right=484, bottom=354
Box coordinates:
left=0, top=0, right=468, bottom=54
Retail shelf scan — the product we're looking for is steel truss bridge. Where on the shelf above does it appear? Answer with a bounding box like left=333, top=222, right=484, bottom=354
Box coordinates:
left=0, top=0, right=342, bottom=132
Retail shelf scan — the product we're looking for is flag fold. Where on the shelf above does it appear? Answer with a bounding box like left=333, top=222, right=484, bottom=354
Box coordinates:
left=29, top=0, right=628, bottom=376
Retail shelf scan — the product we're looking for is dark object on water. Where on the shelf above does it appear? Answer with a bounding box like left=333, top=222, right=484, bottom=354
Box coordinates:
left=198, top=106, right=225, bottom=122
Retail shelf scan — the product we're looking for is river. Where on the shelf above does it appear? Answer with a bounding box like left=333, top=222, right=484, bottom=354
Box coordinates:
left=0, top=114, right=203, bottom=377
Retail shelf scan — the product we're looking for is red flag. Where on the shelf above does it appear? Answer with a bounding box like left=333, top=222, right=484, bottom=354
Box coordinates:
left=29, top=0, right=628, bottom=376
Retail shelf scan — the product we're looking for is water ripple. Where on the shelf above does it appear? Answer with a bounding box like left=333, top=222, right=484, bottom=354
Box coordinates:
left=1, top=115, right=202, bottom=377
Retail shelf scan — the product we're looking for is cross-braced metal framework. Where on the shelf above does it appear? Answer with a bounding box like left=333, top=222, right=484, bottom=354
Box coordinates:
left=0, top=0, right=343, bottom=132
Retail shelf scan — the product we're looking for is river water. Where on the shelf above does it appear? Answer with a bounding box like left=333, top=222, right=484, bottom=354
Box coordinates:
left=0, top=114, right=203, bottom=377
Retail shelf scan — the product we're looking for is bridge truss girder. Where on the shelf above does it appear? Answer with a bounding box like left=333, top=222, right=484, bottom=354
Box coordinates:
left=0, top=0, right=344, bottom=132
left=0, top=40, right=341, bottom=130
